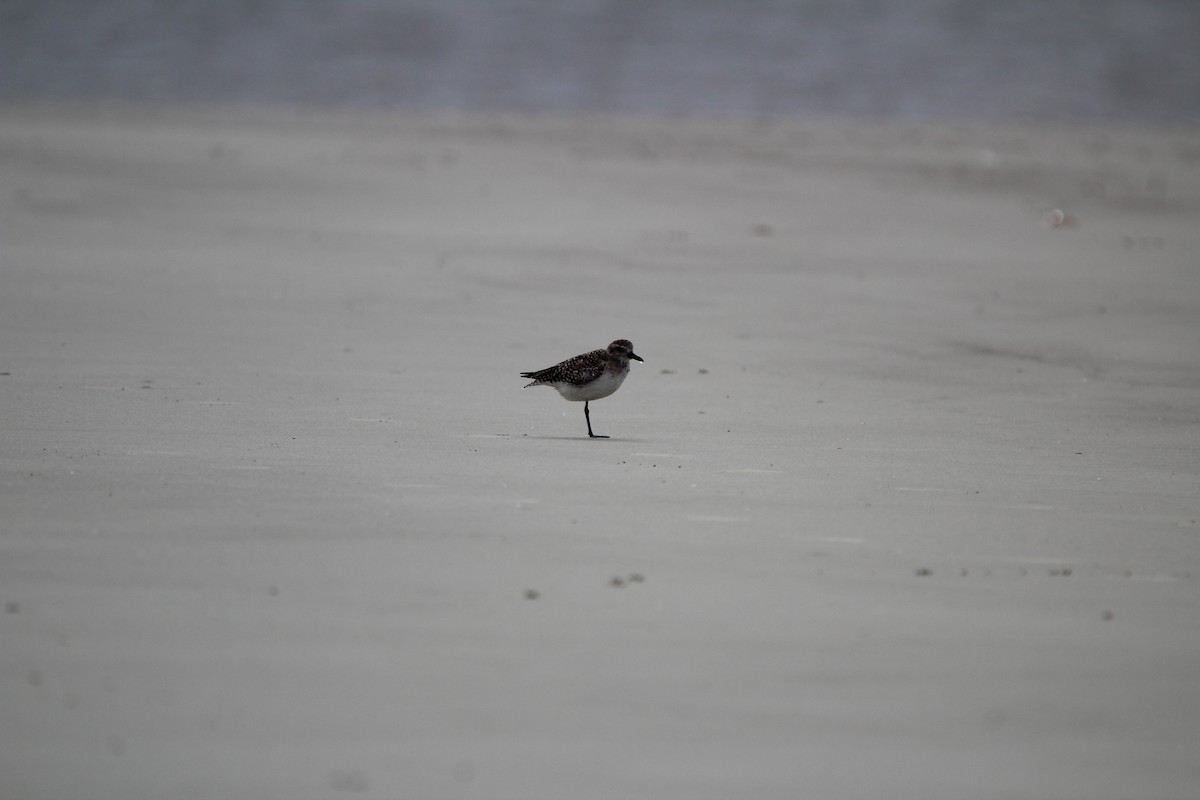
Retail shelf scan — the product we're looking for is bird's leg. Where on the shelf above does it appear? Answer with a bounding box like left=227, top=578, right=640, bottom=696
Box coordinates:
left=584, top=401, right=608, bottom=439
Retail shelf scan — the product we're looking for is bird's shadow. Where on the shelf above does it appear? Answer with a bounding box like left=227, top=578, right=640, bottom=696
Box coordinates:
left=520, top=435, right=650, bottom=443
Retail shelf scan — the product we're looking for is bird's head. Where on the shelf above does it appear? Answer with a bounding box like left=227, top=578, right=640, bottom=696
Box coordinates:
left=608, top=339, right=644, bottom=363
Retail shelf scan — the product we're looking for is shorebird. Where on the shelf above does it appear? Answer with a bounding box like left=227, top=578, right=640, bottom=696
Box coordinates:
left=520, top=339, right=644, bottom=438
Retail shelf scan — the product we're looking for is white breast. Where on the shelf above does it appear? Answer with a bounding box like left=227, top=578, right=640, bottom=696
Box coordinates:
left=556, top=368, right=627, bottom=402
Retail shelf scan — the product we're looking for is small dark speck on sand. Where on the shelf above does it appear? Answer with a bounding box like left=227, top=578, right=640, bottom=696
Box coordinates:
left=914, top=568, right=932, bottom=577
left=4, top=601, right=20, bottom=614
left=523, top=589, right=540, bottom=600
left=609, top=577, right=626, bottom=588
left=328, top=769, right=370, bottom=793
left=1102, top=610, right=1115, bottom=621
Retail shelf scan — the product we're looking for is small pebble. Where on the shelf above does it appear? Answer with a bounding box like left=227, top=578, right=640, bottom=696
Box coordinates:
left=1041, top=208, right=1078, bottom=229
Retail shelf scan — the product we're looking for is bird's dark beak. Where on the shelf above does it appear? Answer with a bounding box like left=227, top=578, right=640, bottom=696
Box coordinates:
left=630, top=352, right=644, bottom=363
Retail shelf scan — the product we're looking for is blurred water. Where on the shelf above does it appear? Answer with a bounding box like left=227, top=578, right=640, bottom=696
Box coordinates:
left=2, top=0, right=1198, bottom=122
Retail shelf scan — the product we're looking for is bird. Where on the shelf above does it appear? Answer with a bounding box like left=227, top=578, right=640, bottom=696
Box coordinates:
left=520, top=339, right=644, bottom=438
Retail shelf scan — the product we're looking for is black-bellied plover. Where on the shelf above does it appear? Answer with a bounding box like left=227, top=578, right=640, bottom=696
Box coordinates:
left=520, top=339, right=644, bottom=438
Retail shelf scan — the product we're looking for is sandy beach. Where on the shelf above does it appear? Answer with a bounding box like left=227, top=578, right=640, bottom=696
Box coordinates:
left=2, top=104, right=1198, bottom=799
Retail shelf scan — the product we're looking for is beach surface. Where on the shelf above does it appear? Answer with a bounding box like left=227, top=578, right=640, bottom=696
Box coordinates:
left=2, top=105, right=1199, bottom=799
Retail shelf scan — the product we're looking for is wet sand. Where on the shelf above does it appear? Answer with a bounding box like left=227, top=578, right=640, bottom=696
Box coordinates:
left=2, top=105, right=1199, bottom=799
